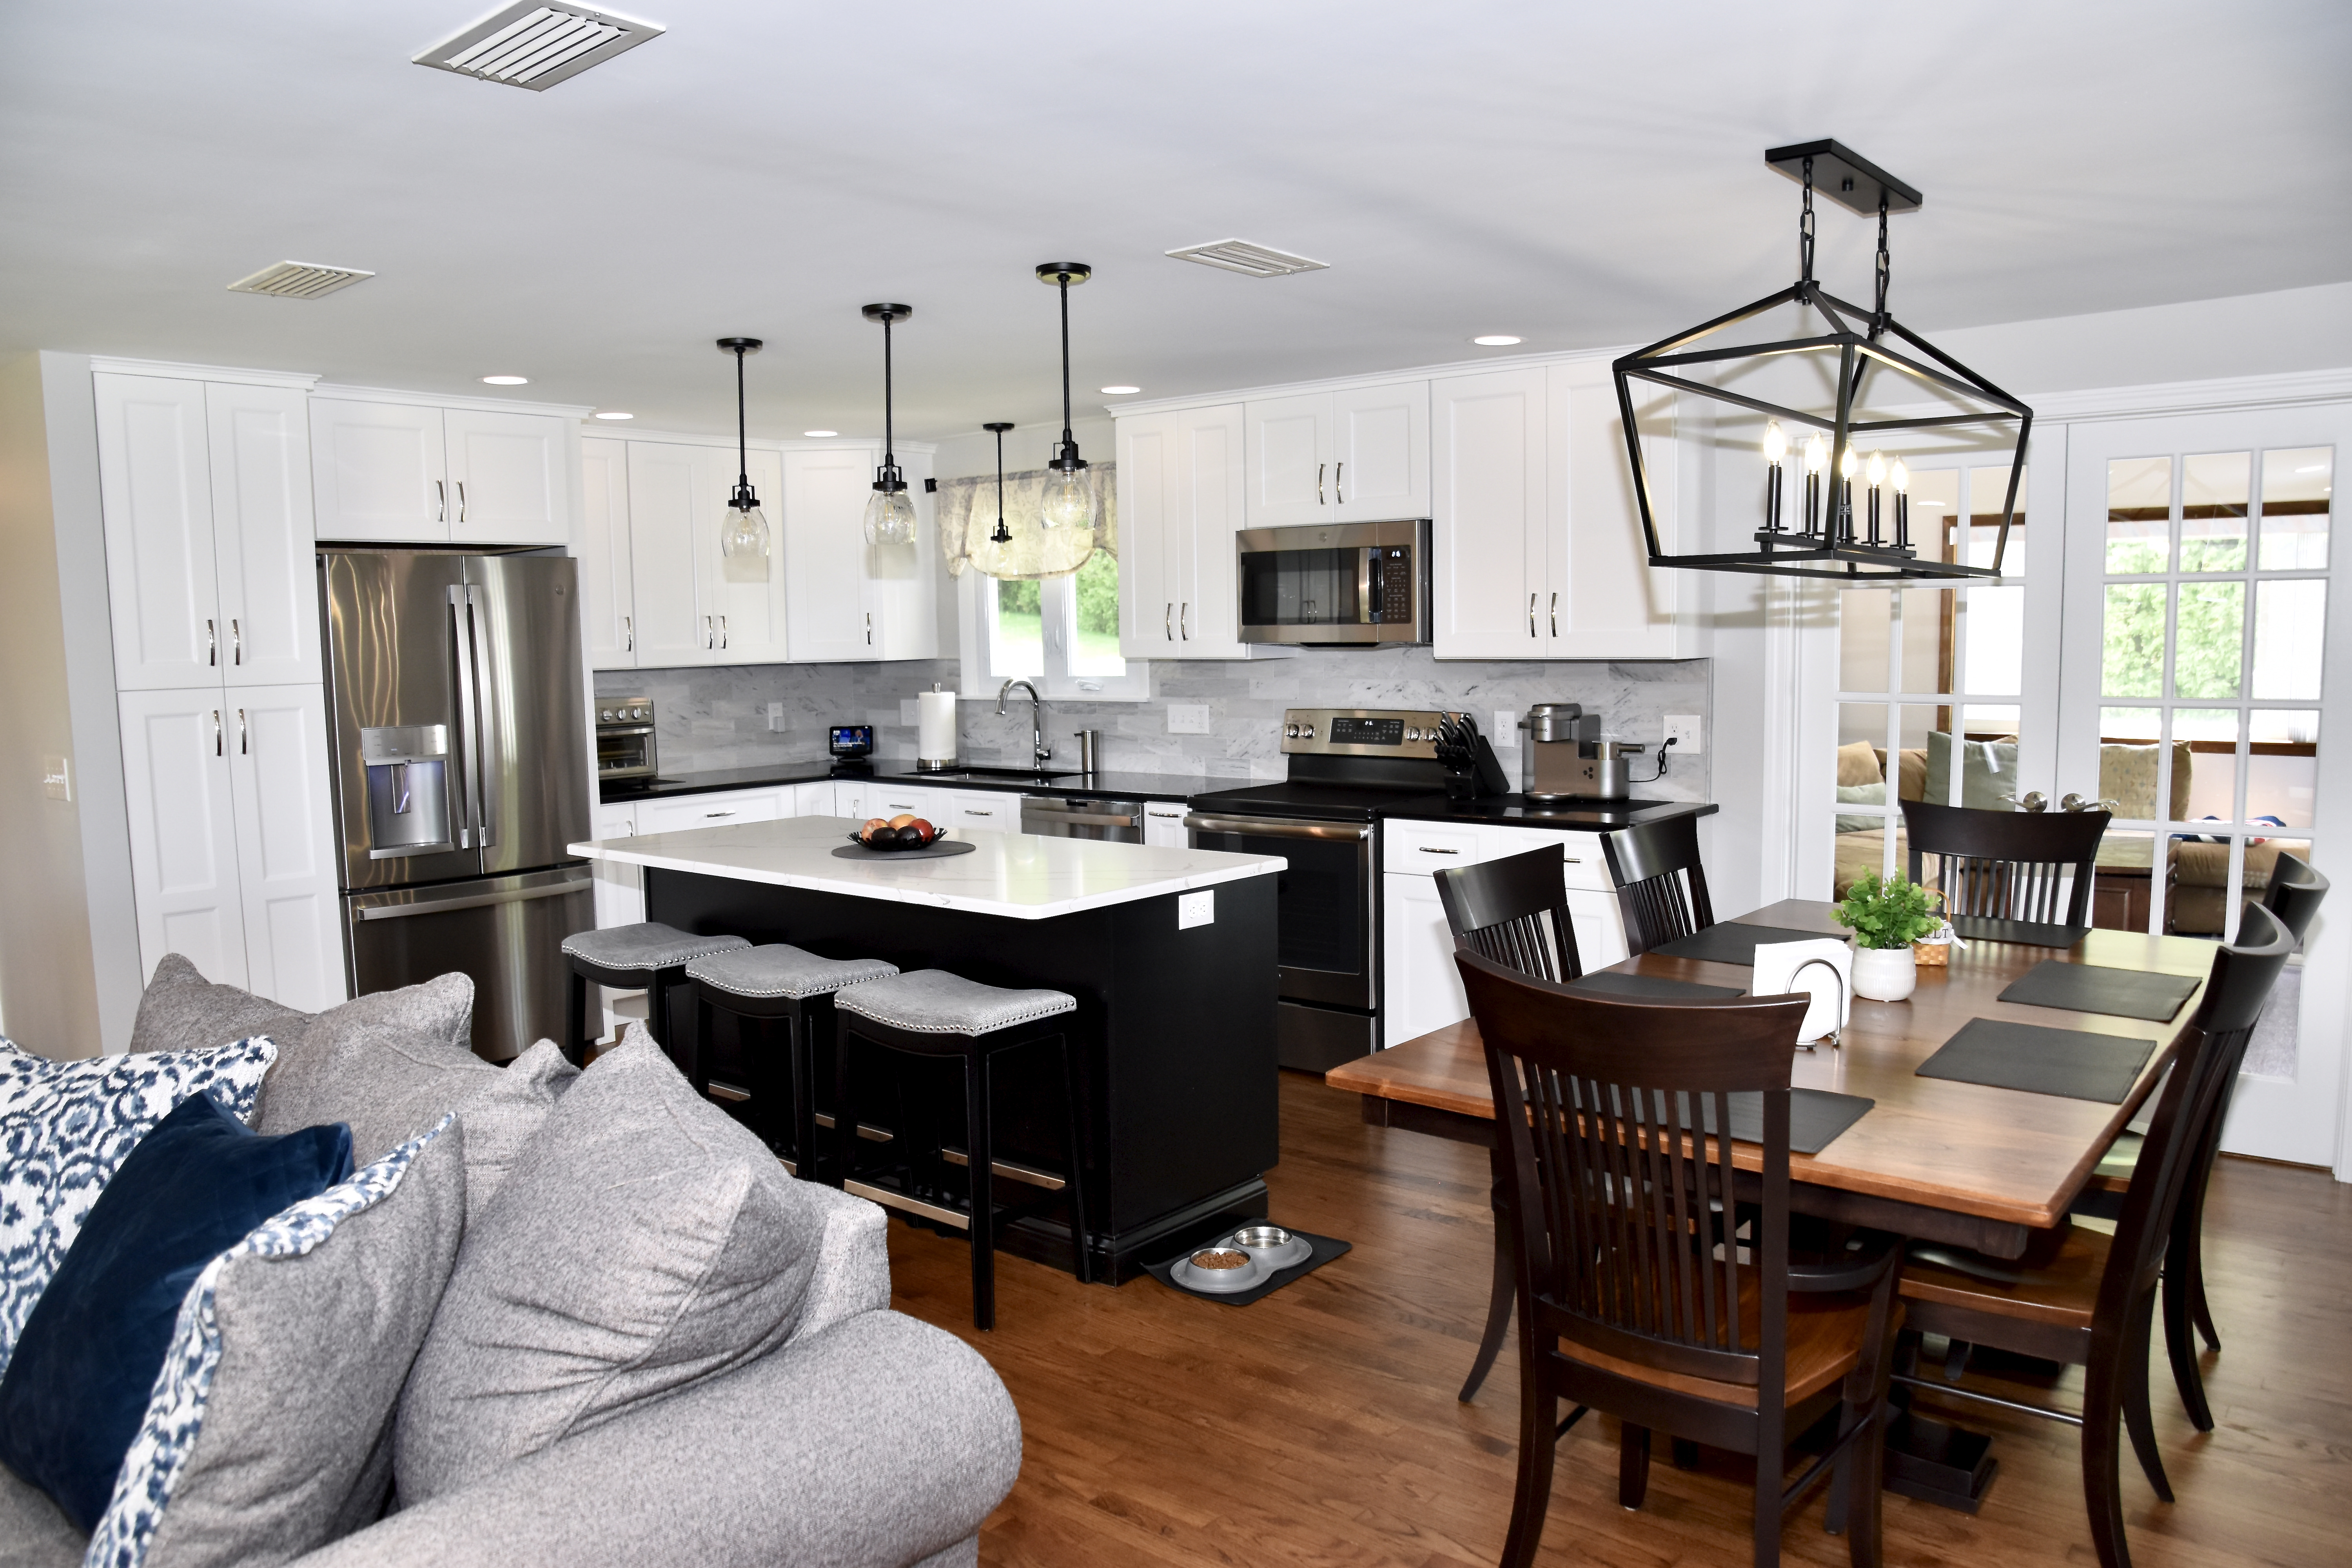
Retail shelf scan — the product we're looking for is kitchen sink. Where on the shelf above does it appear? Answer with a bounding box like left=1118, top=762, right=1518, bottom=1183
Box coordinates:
left=915, top=766, right=1089, bottom=782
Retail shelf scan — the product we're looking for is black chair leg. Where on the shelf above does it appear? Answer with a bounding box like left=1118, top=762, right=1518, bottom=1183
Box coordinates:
left=2122, top=1292, right=2174, bottom=1503
left=2162, top=1227, right=2216, bottom=1432
left=2081, top=1338, right=2133, bottom=1568
left=836, top=1025, right=860, bottom=1188
left=1619, top=1423, right=1651, bottom=1510
left=565, top=970, right=589, bottom=1069
left=1056, top=1036, right=1093, bottom=1284
left=1459, top=1177, right=1514, bottom=1403
left=967, top=1046, right=995, bottom=1331
left=792, top=1008, right=821, bottom=1180
left=1498, top=1366, right=1557, bottom=1568
left=689, top=989, right=714, bottom=1099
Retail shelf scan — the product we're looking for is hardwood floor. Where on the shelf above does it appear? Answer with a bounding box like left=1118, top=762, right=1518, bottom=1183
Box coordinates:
left=881, top=1071, right=2352, bottom=1568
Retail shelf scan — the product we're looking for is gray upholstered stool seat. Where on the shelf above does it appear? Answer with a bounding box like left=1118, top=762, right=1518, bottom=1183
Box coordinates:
left=833, top=969, right=1076, bottom=1036
left=688, top=944, right=899, bottom=1001
left=562, top=922, right=750, bottom=971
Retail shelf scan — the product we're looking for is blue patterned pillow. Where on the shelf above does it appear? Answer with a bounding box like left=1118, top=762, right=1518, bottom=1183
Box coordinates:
left=83, top=1114, right=458, bottom=1568
left=0, top=1037, right=276, bottom=1378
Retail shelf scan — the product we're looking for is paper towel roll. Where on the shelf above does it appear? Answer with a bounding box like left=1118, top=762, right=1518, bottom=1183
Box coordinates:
left=918, top=690, right=957, bottom=767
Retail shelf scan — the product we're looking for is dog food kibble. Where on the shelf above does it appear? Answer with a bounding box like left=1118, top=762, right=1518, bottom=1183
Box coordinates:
left=1191, top=1249, right=1250, bottom=1270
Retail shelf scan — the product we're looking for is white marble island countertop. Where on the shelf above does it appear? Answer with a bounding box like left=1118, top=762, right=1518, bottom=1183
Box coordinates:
left=569, top=815, right=1287, bottom=921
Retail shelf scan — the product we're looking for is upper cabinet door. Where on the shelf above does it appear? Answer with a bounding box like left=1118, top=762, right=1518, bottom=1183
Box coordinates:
left=225, top=681, right=348, bottom=1011
left=1116, top=416, right=1174, bottom=660
left=624, top=442, right=712, bottom=667
left=94, top=374, right=223, bottom=690
left=1332, top=381, right=1430, bottom=522
left=1244, top=392, right=1332, bottom=527
left=1169, top=404, right=1250, bottom=657
left=1431, top=368, right=1548, bottom=660
left=1544, top=359, right=1686, bottom=657
left=311, top=400, right=449, bottom=543
left=782, top=446, right=875, bottom=662
left=579, top=436, right=635, bottom=669
left=703, top=446, right=788, bottom=663
left=869, top=449, right=940, bottom=660
left=205, top=383, right=322, bottom=686
left=116, top=687, right=248, bottom=990
left=445, top=409, right=570, bottom=547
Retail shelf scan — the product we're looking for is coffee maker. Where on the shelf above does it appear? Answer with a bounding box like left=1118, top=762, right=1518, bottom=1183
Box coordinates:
left=1521, top=702, right=1646, bottom=802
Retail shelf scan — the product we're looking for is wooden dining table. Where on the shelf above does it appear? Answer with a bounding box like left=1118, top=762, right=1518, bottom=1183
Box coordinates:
left=1327, top=897, right=2218, bottom=1260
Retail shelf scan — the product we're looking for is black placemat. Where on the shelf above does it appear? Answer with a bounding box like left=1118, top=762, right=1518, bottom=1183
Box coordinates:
left=830, top=838, right=979, bottom=862
left=1949, top=916, right=2091, bottom=949
left=1648, top=923, right=1843, bottom=967
left=1916, top=1018, right=2156, bottom=1103
left=1685, top=1089, right=1877, bottom=1155
left=1998, top=961, right=2201, bottom=1023
left=1144, top=1229, right=1352, bottom=1307
left=1564, top=972, right=1745, bottom=1002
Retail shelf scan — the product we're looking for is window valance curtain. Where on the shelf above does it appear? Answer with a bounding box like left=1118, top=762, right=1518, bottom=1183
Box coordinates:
left=935, top=464, right=1117, bottom=581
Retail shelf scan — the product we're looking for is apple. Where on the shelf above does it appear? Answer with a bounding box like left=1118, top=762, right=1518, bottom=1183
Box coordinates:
left=887, top=813, right=916, bottom=829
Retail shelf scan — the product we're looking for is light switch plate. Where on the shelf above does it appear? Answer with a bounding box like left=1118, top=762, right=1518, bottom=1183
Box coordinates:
left=1492, top=710, right=1518, bottom=747
left=1664, top=714, right=1704, bottom=755
left=41, top=755, right=70, bottom=801
left=766, top=702, right=785, bottom=732
left=1177, top=889, right=1215, bottom=929
left=1167, top=704, right=1211, bottom=735
left=898, top=698, right=920, bottom=726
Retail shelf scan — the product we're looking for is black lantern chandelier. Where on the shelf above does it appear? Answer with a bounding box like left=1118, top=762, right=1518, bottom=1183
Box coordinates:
left=1613, top=140, right=2031, bottom=582
left=862, top=303, right=917, bottom=546
left=715, top=336, right=769, bottom=568
left=982, top=421, right=1014, bottom=543
left=1035, top=262, right=1094, bottom=532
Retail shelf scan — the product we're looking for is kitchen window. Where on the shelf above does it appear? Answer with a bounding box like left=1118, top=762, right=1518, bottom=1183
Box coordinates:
left=958, top=548, right=1149, bottom=701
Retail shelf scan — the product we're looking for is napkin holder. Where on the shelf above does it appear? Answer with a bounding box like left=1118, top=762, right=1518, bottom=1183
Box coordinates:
left=1751, top=939, right=1851, bottom=1049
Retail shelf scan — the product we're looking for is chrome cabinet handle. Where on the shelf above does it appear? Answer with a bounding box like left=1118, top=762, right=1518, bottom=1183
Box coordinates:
left=702, top=615, right=713, bottom=649
left=237, top=708, right=248, bottom=755
left=1317, top=461, right=1327, bottom=505
left=1417, top=845, right=1461, bottom=855
left=704, top=809, right=736, bottom=818
left=436, top=480, right=446, bottom=523
left=865, top=612, right=873, bottom=646
left=456, top=481, right=467, bottom=524
left=718, top=614, right=728, bottom=649
left=1550, top=592, right=1558, bottom=638
left=212, top=710, right=222, bottom=756
left=1181, top=602, right=1190, bottom=640
left=622, top=614, right=633, bottom=652
left=1335, top=461, right=1344, bottom=504
left=1528, top=593, right=1537, bottom=636
left=230, top=617, right=241, bottom=665
left=1165, top=603, right=1173, bottom=641
left=206, top=618, right=216, bottom=666
left=966, top=808, right=993, bottom=816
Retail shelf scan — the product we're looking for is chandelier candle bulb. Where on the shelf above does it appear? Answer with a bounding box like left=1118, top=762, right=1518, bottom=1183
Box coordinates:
left=1804, top=431, right=1827, bottom=535
left=1865, top=448, right=1887, bottom=544
left=1762, top=419, right=1788, bottom=532
left=1891, top=457, right=1911, bottom=547
left=1837, top=443, right=1858, bottom=542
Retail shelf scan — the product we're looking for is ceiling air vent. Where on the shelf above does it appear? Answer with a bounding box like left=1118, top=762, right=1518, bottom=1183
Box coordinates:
left=413, top=2, right=664, bottom=91
left=226, top=261, right=376, bottom=300
left=1163, top=239, right=1329, bottom=278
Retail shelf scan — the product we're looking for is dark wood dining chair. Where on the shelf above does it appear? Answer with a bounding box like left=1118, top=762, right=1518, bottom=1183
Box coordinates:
left=1601, top=815, right=1715, bottom=955
left=1896, top=902, right=2296, bottom=1568
left=1455, top=951, right=1904, bottom=1568
left=1900, top=800, right=2109, bottom=930
left=1432, top=847, right=1585, bottom=1404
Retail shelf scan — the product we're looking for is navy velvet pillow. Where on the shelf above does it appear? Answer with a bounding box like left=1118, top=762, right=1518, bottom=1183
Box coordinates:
left=0, top=1091, right=351, bottom=1532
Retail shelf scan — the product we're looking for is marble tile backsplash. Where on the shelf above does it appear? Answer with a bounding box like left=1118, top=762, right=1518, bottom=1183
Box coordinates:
left=596, top=648, right=1713, bottom=802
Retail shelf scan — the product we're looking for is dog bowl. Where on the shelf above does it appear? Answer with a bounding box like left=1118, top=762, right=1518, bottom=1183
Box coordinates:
left=1228, top=1224, right=1312, bottom=1270
left=1171, top=1247, right=1262, bottom=1294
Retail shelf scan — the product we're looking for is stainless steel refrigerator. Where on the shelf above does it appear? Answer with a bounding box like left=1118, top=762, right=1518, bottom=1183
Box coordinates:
left=321, top=549, right=593, bottom=1061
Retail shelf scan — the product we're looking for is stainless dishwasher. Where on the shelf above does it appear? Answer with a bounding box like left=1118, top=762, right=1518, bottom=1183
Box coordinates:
left=1019, top=795, right=1143, bottom=843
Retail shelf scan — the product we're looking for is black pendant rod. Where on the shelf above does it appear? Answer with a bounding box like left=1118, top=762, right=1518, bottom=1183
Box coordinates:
left=715, top=336, right=763, bottom=508
left=983, top=421, right=1014, bottom=544
left=882, top=312, right=896, bottom=469
left=1058, top=275, right=1074, bottom=449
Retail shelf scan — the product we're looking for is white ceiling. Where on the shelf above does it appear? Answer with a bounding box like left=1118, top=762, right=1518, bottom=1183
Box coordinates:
left=4, top=2, right=2347, bottom=443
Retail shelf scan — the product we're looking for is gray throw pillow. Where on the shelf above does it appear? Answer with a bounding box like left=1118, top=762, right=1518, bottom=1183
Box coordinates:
left=393, top=1027, right=825, bottom=1504
left=128, top=955, right=308, bottom=1059
left=85, top=1116, right=466, bottom=1568
left=251, top=975, right=476, bottom=1127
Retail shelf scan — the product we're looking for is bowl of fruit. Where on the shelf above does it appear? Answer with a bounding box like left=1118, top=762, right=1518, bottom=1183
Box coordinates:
left=852, top=814, right=940, bottom=852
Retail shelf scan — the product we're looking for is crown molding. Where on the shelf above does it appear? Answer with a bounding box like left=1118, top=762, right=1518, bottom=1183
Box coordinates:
left=312, top=382, right=595, bottom=418
left=87, top=355, right=319, bottom=389
left=2018, top=366, right=2352, bottom=423
left=577, top=424, right=935, bottom=457
left=1107, top=343, right=1635, bottom=419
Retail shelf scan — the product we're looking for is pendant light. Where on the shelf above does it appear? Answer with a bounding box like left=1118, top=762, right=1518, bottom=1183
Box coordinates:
left=715, top=337, right=769, bottom=574
left=1035, top=263, right=1094, bottom=531
left=861, top=303, right=918, bottom=546
left=983, top=421, right=1014, bottom=544
left=1611, top=140, right=2031, bottom=582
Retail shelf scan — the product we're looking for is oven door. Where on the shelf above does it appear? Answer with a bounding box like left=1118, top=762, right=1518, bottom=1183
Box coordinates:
left=596, top=723, right=657, bottom=782
left=1235, top=519, right=1427, bottom=646
left=1184, top=813, right=1375, bottom=1009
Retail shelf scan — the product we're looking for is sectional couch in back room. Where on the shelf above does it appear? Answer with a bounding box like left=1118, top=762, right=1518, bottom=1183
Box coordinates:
left=0, top=955, right=1018, bottom=1568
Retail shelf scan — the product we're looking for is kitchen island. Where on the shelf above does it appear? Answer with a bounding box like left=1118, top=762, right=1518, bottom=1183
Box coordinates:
left=569, top=816, right=1287, bottom=1281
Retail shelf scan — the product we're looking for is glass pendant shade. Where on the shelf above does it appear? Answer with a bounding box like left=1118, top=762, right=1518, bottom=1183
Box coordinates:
left=864, top=486, right=918, bottom=546
left=719, top=501, right=771, bottom=582
left=1039, top=463, right=1093, bottom=530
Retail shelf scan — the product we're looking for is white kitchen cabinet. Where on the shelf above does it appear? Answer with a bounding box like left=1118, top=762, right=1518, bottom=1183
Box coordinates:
left=624, top=441, right=787, bottom=668
left=205, top=383, right=322, bottom=686
left=790, top=780, right=838, bottom=817
left=1430, top=367, right=1549, bottom=659
left=781, top=445, right=938, bottom=662
left=865, top=782, right=946, bottom=825
left=224, top=683, right=347, bottom=1011
left=1142, top=800, right=1189, bottom=849
left=942, top=791, right=1013, bottom=831
left=94, top=375, right=222, bottom=690
left=310, top=399, right=447, bottom=543
left=1118, top=403, right=1272, bottom=660
left=1244, top=383, right=1429, bottom=528
left=116, top=688, right=249, bottom=990
left=638, top=785, right=790, bottom=836
left=1542, top=359, right=1686, bottom=657
left=580, top=437, right=634, bottom=668
left=445, top=408, right=570, bottom=548
left=586, top=802, right=647, bottom=1041
left=831, top=778, right=869, bottom=822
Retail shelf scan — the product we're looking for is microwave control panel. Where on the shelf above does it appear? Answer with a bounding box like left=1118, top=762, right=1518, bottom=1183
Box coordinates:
left=1375, top=546, right=1414, bottom=625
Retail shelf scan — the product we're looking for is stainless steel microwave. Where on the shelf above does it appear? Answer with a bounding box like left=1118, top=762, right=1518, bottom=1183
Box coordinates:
left=1235, top=519, right=1430, bottom=646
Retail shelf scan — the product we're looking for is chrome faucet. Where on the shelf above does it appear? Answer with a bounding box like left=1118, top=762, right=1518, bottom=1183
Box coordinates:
left=996, top=679, right=1051, bottom=768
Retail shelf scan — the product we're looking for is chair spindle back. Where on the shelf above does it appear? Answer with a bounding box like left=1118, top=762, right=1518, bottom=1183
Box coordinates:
left=1601, top=816, right=1716, bottom=956
left=1901, top=801, right=2108, bottom=927
left=1434, top=845, right=1584, bottom=984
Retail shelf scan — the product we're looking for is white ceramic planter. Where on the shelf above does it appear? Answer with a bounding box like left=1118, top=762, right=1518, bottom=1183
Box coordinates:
left=1851, top=944, right=1918, bottom=1003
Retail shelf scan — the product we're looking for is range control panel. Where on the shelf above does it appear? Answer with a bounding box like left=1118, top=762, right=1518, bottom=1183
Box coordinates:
left=1278, top=707, right=1451, bottom=758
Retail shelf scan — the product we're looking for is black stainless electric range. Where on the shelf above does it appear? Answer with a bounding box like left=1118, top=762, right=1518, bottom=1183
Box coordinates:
left=1185, top=708, right=1455, bottom=1072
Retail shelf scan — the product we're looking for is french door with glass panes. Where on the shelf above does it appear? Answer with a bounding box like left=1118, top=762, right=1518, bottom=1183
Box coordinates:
left=2058, top=411, right=2348, bottom=1167
left=1830, top=455, right=2063, bottom=902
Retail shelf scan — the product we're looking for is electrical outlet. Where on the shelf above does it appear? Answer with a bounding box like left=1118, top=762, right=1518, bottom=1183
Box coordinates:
left=898, top=698, right=919, bottom=726
left=1664, top=714, right=1703, bottom=755
left=766, top=702, right=784, bottom=732
left=41, top=755, right=71, bottom=802
left=1177, top=889, right=1215, bottom=929
left=1492, top=710, right=1518, bottom=747
left=1167, top=704, right=1211, bottom=735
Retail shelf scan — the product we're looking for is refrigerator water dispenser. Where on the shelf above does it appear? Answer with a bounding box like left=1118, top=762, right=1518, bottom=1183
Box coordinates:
left=361, top=725, right=453, bottom=858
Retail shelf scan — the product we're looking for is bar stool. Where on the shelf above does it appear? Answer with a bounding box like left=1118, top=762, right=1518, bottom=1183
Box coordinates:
left=832, top=970, right=1092, bottom=1329
left=562, top=922, right=750, bottom=1069
left=685, top=944, right=900, bottom=1178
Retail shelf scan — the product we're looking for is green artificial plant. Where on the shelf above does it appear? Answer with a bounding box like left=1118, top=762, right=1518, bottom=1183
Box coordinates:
left=1833, top=871, right=1942, bottom=951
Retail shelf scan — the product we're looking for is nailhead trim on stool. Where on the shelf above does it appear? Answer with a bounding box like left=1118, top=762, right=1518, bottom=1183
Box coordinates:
left=686, top=945, right=899, bottom=1001
left=833, top=970, right=1075, bottom=1036
left=562, top=922, right=749, bottom=971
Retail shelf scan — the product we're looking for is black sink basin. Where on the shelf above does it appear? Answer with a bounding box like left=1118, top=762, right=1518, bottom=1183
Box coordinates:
left=915, top=766, right=1088, bottom=782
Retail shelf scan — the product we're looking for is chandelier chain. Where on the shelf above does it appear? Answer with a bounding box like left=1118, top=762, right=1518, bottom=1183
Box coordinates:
left=1798, top=156, right=1816, bottom=297
left=1873, top=191, right=1891, bottom=334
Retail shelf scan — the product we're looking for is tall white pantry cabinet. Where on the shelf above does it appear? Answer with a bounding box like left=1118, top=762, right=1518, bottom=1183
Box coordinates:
left=92, top=373, right=348, bottom=1011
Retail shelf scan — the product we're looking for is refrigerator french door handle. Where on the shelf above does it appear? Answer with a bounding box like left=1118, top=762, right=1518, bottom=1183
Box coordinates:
left=448, top=585, right=483, bottom=849
left=465, top=583, right=499, bottom=849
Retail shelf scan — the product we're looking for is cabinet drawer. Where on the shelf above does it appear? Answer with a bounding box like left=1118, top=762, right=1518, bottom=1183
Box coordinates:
left=1474, top=824, right=1608, bottom=890
left=1381, top=818, right=1609, bottom=891
left=637, top=787, right=787, bottom=835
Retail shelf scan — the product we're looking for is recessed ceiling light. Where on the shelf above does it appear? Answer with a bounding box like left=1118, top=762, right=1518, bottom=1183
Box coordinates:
left=592, top=410, right=633, bottom=420
left=1100, top=386, right=1141, bottom=395
left=480, top=374, right=529, bottom=386
left=803, top=430, right=838, bottom=439
left=1472, top=335, right=1523, bottom=347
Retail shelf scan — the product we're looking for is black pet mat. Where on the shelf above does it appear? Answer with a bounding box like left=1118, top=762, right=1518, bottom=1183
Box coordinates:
left=1949, top=916, right=2091, bottom=949
left=830, top=837, right=979, bottom=862
left=1998, top=961, right=2201, bottom=1023
left=1916, top=1018, right=2156, bottom=1103
left=1145, top=1230, right=1352, bottom=1307
left=1690, top=1089, right=1877, bottom=1155
left=1564, top=972, right=1745, bottom=1002
left=1648, top=923, right=1843, bottom=967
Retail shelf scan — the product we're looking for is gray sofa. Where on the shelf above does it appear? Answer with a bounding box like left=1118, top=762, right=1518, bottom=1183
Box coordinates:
left=1, top=960, right=1020, bottom=1568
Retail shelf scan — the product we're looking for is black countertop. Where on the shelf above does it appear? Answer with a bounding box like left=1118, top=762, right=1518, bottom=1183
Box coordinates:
left=601, top=762, right=1209, bottom=807
left=1380, top=795, right=1719, bottom=830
